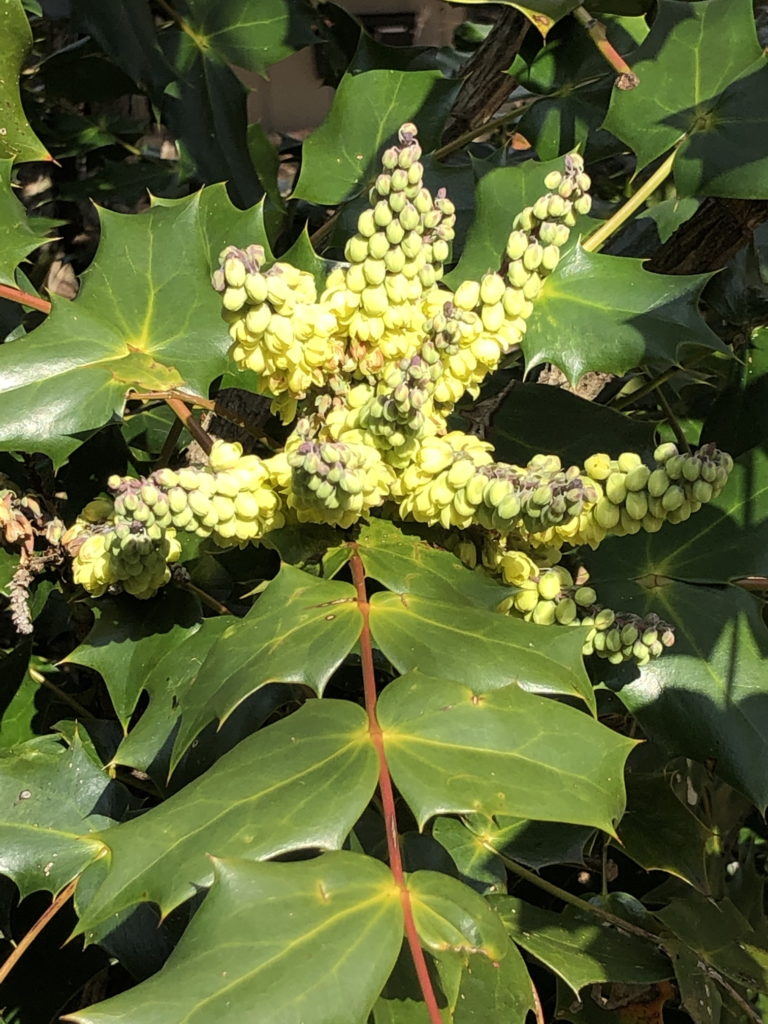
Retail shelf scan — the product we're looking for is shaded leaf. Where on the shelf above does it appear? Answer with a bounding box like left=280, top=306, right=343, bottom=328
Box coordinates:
left=603, top=0, right=768, bottom=197
left=0, top=159, right=51, bottom=286
left=369, top=590, right=594, bottom=708
left=598, top=581, right=768, bottom=811
left=466, top=814, right=593, bottom=870
left=65, top=590, right=202, bottom=729
left=702, top=326, right=768, bottom=458
left=522, top=245, right=725, bottom=383
left=294, top=68, right=459, bottom=205
left=171, top=565, right=361, bottom=763
left=656, top=891, right=768, bottom=994
left=357, top=518, right=512, bottom=611
left=619, top=773, right=712, bottom=892
left=76, top=700, right=376, bottom=934
left=432, top=817, right=508, bottom=895
left=0, top=0, right=51, bottom=162
left=487, top=381, right=655, bottom=466
left=0, top=732, right=121, bottom=897
left=69, top=852, right=403, bottom=1024
left=448, top=938, right=533, bottom=1022
left=668, top=943, right=722, bottom=1024
left=0, top=642, right=37, bottom=748
left=0, top=193, right=229, bottom=465
left=378, top=671, right=634, bottom=833
left=495, top=896, right=672, bottom=994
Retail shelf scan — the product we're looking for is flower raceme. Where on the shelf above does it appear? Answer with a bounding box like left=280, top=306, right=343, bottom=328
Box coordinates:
left=66, top=124, right=734, bottom=668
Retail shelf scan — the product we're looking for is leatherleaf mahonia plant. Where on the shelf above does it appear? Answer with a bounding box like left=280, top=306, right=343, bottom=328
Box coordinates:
left=65, top=126, right=733, bottom=671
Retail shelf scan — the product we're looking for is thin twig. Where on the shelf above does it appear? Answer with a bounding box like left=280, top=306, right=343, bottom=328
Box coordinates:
left=0, top=879, right=78, bottom=986
left=609, top=352, right=710, bottom=410
left=349, top=550, right=443, bottom=1024
left=582, top=148, right=678, bottom=254
left=181, top=580, right=233, bottom=616
left=431, top=98, right=542, bottom=163
left=165, top=397, right=213, bottom=455
left=656, top=384, right=692, bottom=453
left=572, top=6, right=638, bottom=86
left=28, top=667, right=95, bottom=720
left=155, top=416, right=184, bottom=469
left=0, top=283, right=52, bottom=313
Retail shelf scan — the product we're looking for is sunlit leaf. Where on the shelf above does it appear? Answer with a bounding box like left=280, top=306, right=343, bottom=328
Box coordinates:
left=522, top=245, right=726, bottom=383
left=171, top=565, right=361, bottom=763
left=76, top=700, right=376, bottom=934
left=378, top=671, right=634, bottom=832
left=294, top=68, right=459, bottom=205
left=0, top=193, right=229, bottom=464
left=603, top=0, right=768, bottom=197
left=0, top=160, right=53, bottom=286
left=69, top=852, right=403, bottom=1024
left=357, top=518, right=512, bottom=611
left=440, top=0, right=580, bottom=37
left=370, top=590, right=594, bottom=708
left=0, top=732, right=121, bottom=897
left=0, top=0, right=51, bottom=161
left=408, top=870, right=508, bottom=960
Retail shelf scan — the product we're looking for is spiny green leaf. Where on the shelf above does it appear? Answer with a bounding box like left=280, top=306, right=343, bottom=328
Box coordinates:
left=293, top=68, right=459, bottom=205
left=432, top=817, right=508, bottom=895
left=656, top=891, right=768, bottom=994
left=69, top=852, right=403, bottom=1024
left=408, top=870, right=508, bottom=961
left=702, top=326, right=768, bottom=457
left=0, top=642, right=37, bottom=748
left=0, top=0, right=51, bottom=162
left=463, top=814, right=593, bottom=870
left=522, top=245, right=726, bottom=383
left=357, top=518, right=512, bottom=611
left=0, top=159, right=52, bottom=286
left=0, top=732, right=121, bottom=897
left=440, top=0, right=579, bottom=37
left=171, top=565, right=361, bottom=764
left=65, top=590, right=203, bottom=729
left=75, top=700, right=377, bottom=934
left=487, top=381, right=655, bottom=466
left=378, top=671, right=634, bottom=833
left=603, top=0, right=768, bottom=196
left=619, top=772, right=712, bottom=892
left=445, top=938, right=533, bottom=1022
left=369, top=590, right=594, bottom=708
left=180, top=0, right=312, bottom=76
left=597, top=581, right=768, bottom=810
left=0, top=192, right=229, bottom=465
left=494, top=896, right=672, bottom=994
left=198, top=184, right=274, bottom=266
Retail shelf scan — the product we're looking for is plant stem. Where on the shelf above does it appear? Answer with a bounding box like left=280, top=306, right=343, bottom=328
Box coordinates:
left=0, top=283, right=52, bottom=313
left=155, top=416, right=184, bottom=469
left=431, top=97, right=542, bottom=163
left=487, top=844, right=665, bottom=945
left=349, top=550, right=443, bottom=1024
left=582, top=148, right=678, bottom=254
left=180, top=579, right=233, bottom=616
left=28, top=667, right=95, bottom=719
left=572, top=6, right=638, bottom=86
left=530, top=977, right=545, bottom=1024
left=0, top=878, right=78, bottom=986
left=165, top=397, right=213, bottom=454
left=656, top=383, right=692, bottom=453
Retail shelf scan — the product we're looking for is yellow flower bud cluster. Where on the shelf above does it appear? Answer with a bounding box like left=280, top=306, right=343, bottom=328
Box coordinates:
left=284, top=432, right=394, bottom=528
left=213, top=244, right=341, bottom=416
left=320, top=123, right=453, bottom=369
left=393, top=431, right=494, bottom=528
left=64, top=507, right=182, bottom=601
left=575, top=442, right=734, bottom=545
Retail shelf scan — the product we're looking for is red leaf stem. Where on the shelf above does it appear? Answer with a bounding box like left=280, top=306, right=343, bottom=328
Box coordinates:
left=0, top=283, right=52, bottom=314
left=349, top=549, right=443, bottom=1024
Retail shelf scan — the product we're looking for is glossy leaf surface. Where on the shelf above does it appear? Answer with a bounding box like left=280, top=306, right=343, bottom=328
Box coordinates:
left=0, top=0, right=51, bottom=161
left=70, top=853, right=403, bottom=1024
left=378, top=671, right=633, bottom=832
left=76, top=700, right=376, bottom=933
